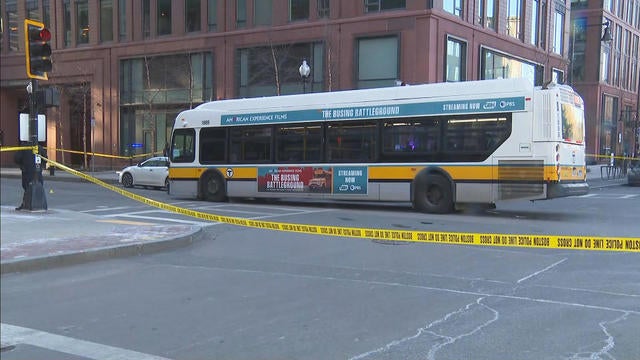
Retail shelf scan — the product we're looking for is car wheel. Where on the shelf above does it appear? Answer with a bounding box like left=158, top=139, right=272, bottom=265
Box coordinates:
left=121, top=173, right=134, bottom=188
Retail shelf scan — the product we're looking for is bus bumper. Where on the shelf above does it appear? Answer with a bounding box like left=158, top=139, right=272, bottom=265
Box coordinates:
left=547, top=182, right=589, bottom=198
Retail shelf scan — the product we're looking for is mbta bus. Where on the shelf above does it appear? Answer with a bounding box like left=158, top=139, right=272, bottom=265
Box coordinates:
left=168, top=78, right=588, bottom=213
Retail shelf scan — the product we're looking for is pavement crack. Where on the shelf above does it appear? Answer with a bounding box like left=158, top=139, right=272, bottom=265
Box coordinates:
left=348, top=297, right=499, bottom=360
left=567, top=312, right=630, bottom=360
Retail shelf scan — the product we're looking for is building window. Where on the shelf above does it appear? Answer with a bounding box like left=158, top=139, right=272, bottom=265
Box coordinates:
left=63, top=0, right=71, bottom=47
left=612, top=24, right=622, bottom=87
left=43, top=0, right=51, bottom=26
left=631, top=35, right=639, bottom=95
left=120, top=53, right=213, bottom=155
left=477, top=0, right=496, bottom=30
left=506, top=0, right=523, bottom=40
left=601, top=41, right=611, bottom=84
left=318, top=0, right=330, bottom=18
left=76, top=0, right=89, bottom=44
left=100, top=0, right=114, bottom=42
left=143, top=0, right=150, bottom=38
left=290, top=0, right=309, bottom=21
left=26, top=0, right=40, bottom=21
left=207, top=0, right=218, bottom=31
left=571, top=18, right=587, bottom=83
left=552, top=68, right=564, bottom=84
left=481, top=48, right=543, bottom=86
left=571, top=0, right=588, bottom=9
left=255, top=0, right=272, bottom=26
left=237, top=42, right=324, bottom=97
left=6, top=0, right=19, bottom=51
left=357, top=36, right=399, bottom=89
left=119, top=0, right=127, bottom=41
left=236, top=0, right=246, bottom=28
left=208, top=0, right=217, bottom=31
left=443, top=0, right=463, bottom=18
left=157, top=0, right=172, bottom=35
left=552, top=5, right=565, bottom=55
left=186, top=0, right=201, bottom=32
left=446, top=37, right=466, bottom=82
left=365, top=0, right=406, bottom=12
left=530, top=0, right=539, bottom=46
left=600, top=94, right=617, bottom=155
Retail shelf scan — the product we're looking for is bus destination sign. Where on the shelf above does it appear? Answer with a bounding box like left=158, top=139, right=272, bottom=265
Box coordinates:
left=221, top=96, right=526, bottom=126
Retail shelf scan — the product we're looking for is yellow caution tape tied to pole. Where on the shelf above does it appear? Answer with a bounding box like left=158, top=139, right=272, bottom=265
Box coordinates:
left=40, top=156, right=640, bottom=253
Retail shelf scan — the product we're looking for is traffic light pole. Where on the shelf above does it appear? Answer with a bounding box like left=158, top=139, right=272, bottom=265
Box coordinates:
left=23, top=78, right=47, bottom=211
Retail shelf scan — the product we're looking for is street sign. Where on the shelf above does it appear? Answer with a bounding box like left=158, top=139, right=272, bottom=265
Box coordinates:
left=19, top=113, right=46, bottom=142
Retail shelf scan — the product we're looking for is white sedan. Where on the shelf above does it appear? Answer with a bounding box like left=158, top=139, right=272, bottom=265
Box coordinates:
left=117, top=156, right=169, bottom=189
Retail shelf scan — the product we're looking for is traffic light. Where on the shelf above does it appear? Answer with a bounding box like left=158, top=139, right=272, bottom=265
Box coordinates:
left=24, top=19, right=52, bottom=80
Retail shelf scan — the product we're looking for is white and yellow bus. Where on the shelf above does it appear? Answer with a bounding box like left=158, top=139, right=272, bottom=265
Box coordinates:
left=168, top=78, right=588, bottom=213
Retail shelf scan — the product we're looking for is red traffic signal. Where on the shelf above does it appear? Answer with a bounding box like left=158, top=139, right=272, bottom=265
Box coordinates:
left=33, top=27, right=52, bottom=42
left=24, top=19, right=52, bottom=80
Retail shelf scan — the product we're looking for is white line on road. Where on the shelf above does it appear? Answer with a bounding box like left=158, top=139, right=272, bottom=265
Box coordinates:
left=81, top=206, right=134, bottom=213
left=107, top=213, right=211, bottom=226
left=1, top=323, right=173, bottom=360
left=517, top=258, right=568, bottom=284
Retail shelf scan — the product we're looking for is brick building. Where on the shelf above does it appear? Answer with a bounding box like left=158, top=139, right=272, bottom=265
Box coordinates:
left=1, top=0, right=637, bottom=168
left=569, top=0, right=640, bottom=160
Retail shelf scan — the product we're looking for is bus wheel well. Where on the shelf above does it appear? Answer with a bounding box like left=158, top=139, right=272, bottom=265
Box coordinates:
left=412, top=168, right=455, bottom=214
left=199, top=169, right=227, bottom=202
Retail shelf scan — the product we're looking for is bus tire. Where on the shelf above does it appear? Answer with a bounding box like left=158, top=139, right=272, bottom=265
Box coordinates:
left=200, top=171, right=226, bottom=202
left=413, top=174, right=454, bottom=214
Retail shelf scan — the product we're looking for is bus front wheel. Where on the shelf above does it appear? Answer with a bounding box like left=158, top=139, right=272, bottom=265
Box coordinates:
left=413, top=174, right=454, bottom=214
left=200, top=172, right=226, bottom=202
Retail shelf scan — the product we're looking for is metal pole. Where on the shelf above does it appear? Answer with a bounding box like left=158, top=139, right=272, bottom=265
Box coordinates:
left=25, top=79, right=47, bottom=210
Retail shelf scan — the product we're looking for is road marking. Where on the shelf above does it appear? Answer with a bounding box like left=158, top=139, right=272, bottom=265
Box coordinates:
left=108, top=213, right=211, bottom=226
left=96, top=219, right=156, bottom=226
left=82, top=206, right=133, bottom=213
left=620, top=194, right=638, bottom=199
left=516, top=258, right=567, bottom=284
left=1, top=323, right=173, bottom=360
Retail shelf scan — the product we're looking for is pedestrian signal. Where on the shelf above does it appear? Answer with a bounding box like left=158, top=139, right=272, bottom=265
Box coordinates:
left=24, top=19, right=52, bottom=80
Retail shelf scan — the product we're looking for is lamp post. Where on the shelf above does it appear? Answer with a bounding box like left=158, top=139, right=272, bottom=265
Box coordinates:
left=299, top=59, right=311, bottom=93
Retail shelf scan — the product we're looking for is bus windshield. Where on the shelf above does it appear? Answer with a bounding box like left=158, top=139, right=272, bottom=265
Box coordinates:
left=560, top=103, right=584, bottom=144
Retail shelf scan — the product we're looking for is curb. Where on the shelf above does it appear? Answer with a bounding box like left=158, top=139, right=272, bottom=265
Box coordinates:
left=0, top=227, right=206, bottom=274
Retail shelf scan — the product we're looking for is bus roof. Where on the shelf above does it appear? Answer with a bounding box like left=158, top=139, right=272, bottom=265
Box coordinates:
left=198, top=78, right=533, bottom=112
left=175, top=78, right=535, bottom=128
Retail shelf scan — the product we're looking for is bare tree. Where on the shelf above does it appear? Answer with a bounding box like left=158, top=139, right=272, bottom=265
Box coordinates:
left=143, top=56, right=158, bottom=155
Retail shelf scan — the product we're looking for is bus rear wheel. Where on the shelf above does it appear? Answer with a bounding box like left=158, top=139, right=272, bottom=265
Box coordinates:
left=413, top=174, right=454, bottom=214
left=200, top=172, right=226, bottom=202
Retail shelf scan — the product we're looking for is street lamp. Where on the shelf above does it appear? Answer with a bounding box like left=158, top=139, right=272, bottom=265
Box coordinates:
left=299, top=59, right=311, bottom=93
left=599, top=21, right=613, bottom=42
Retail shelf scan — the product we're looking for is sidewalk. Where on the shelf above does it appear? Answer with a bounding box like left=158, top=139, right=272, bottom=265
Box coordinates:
left=0, top=167, right=203, bottom=274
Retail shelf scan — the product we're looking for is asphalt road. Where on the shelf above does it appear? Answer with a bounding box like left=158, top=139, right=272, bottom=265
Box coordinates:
left=1, top=178, right=639, bottom=359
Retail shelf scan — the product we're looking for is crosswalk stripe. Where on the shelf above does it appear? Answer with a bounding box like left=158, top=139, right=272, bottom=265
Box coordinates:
left=1, top=323, right=173, bottom=360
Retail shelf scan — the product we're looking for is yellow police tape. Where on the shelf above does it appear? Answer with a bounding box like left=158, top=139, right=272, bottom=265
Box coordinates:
left=28, top=156, right=639, bottom=253
left=48, top=147, right=159, bottom=160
